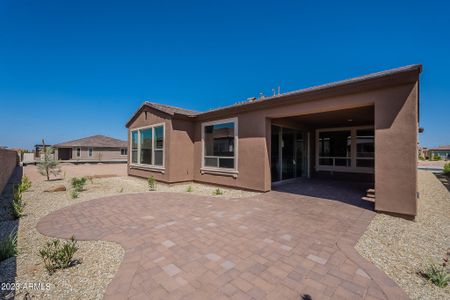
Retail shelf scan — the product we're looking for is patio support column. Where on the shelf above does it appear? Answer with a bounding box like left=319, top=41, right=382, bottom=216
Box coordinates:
left=374, top=82, right=419, bottom=217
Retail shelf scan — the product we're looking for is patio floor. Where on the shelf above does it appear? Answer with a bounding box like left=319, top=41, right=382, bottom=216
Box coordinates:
left=37, top=180, right=408, bottom=300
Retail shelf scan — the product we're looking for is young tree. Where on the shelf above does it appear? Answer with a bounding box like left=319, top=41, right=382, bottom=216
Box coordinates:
left=37, top=146, right=61, bottom=181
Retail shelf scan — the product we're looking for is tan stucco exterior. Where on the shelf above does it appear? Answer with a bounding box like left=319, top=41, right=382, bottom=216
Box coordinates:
left=126, top=65, right=421, bottom=217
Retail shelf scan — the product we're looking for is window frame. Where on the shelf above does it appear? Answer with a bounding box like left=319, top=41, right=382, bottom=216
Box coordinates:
left=76, top=147, right=81, bottom=157
left=201, top=117, right=238, bottom=174
left=315, top=125, right=374, bottom=174
left=129, top=123, right=165, bottom=169
left=88, top=147, right=93, bottom=157
left=120, top=148, right=128, bottom=156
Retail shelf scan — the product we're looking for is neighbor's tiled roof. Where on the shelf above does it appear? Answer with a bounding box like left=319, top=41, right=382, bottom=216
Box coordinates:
left=53, top=135, right=127, bottom=148
left=429, top=145, right=450, bottom=151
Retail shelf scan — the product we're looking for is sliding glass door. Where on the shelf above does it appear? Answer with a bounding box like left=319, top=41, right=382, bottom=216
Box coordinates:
left=271, top=125, right=308, bottom=182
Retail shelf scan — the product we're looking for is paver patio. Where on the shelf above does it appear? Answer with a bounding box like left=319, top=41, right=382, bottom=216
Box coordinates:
left=37, top=180, right=408, bottom=299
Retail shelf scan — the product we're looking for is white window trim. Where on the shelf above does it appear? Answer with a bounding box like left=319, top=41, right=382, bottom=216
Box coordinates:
left=201, top=117, right=239, bottom=174
left=315, top=125, right=374, bottom=174
left=129, top=122, right=165, bottom=169
left=88, top=147, right=93, bottom=157
left=75, top=147, right=81, bottom=157
left=120, top=148, right=127, bottom=156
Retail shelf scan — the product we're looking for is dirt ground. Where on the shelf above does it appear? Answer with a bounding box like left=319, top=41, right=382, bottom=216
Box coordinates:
left=24, top=163, right=127, bottom=182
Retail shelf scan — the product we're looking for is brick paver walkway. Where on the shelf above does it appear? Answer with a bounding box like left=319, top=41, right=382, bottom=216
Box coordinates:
left=37, top=180, right=408, bottom=300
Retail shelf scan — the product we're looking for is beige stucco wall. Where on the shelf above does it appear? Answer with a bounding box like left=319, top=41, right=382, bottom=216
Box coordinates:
left=61, top=147, right=127, bottom=161
left=0, top=149, right=18, bottom=194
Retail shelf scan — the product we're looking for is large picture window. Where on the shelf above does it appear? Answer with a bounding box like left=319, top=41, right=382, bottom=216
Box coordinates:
left=318, top=130, right=351, bottom=167
left=202, top=118, right=237, bottom=170
left=130, top=124, right=164, bottom=167
left=316, top=126, right=374, bottom=173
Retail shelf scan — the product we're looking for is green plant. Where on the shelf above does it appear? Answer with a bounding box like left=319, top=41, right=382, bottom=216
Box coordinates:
left=37, top=146, right=61, bottom=181
left=433, top=155, right=442, bottom=161
left=213, top=188, right=224, bottom=196
left=11, top=185, right=25, bottom=219
left=70, top=190, right=79, bottom=199
left=443, top=162, right=450, bottom=175
left=39, top=236, right=78, bottom=274
left=71, top=177, right=87, bottom=192
left=424, top=263, right=450, bottom=288
left=20, top=176, right=32, bottom=192
left=0, top=231, right=17, bottom=262
left=186, top=185, right=193, bottom=192
left=148, top=176, right=156, bottom=191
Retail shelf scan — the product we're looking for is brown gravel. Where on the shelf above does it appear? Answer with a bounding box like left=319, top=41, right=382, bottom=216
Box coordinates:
left=0, top=166, right=257, bottom=299
left=355, top=170, right=450, bottom=300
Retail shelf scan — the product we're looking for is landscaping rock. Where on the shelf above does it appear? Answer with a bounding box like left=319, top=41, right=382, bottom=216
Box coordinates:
left=44, top=185, right=66, bottom=192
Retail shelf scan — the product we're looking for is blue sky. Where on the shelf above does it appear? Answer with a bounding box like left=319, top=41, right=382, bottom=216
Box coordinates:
left=0, top=0, right=448, bottom=149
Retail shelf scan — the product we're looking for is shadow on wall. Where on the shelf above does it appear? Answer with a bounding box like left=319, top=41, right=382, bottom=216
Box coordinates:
left=272, top=177, right=374, bottom=211
left=0, top=166, right=23, bottom=299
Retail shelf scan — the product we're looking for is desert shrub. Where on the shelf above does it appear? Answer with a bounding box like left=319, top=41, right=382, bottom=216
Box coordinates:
left=433, top=155, right=442, bottom=161
left=418, top=155, right=426, bottom=161
left=148, top=176, right=156, bottom=191
left=20, top=176, right=32, bottom=192
left=11, top=185, right=25, bottom=219
left=186, top=185, right=193, bottom=192
left=39, top=236, right=78, bottom=274
left=213, top=188, right=224, bottom=196
left=0, top=231, right=17, bottom=262
left=70, top=190, right=79, bottom=199
left=424, top=262, right=450, bottom=288
left=443, top=162, right=450, bottom=175
left=71, top=177, right=87, bottom=192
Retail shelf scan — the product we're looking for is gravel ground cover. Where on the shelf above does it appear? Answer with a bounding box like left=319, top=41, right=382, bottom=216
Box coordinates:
left=0, top=169, right=257, bottom=299
left=355, top=170, right=450, bottom=300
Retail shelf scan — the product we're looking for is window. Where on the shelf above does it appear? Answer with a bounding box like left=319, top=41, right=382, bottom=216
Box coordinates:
left=131, top=131, right=138, bottom=163
left=356, top=129, right=374, bottom=167
left=316, top=126, right=374, bottom=173
left=202, top=118, right=237, bottom=170
left=76, top=147, right=81, bottom=157
left=130, top=124, right=164, bottom=167
left=120, top=148, right=128, bottom=156
left=318, top=130, right=351, bottom=167
left=88, top=147, right=93, bottom=157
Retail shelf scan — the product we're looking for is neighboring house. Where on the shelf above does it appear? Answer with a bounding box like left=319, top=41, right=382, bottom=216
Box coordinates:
left=53, top=135, right=128, bottom=163
left=427, top=145, right=450, bottom=160
left=126, top=64, right=422, bottom=217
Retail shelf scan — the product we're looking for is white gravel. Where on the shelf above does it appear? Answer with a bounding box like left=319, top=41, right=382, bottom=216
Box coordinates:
left=355, top=170, right=450, bottom=300
left=0, top=175, right=258, bottom=299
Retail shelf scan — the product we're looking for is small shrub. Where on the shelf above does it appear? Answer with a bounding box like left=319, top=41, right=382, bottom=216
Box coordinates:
left=424, top=262, right=450, bottom=288
left=443, top=162, right=450, bottom=175
left=70, top=190, right=79, bottom=199
left=71, top=177, right=87, bottom=192
left=11, top=185, right=25, bottom=219
left=433, top=155, right=442, bottom=161
left=0, top=231, right=17, bottom=262
left=148, top=176, right=156, bottom=191
left=186, top=185, right=193, bottom=192
left=213, top=188, right=224, bottom=196
left=39, top=236, right=78, bottom=274
left=20, top=176, right=32, bottom=192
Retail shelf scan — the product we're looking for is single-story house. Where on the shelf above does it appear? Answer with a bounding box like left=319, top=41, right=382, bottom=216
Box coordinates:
left=427, top=145, right=450, bottom=160
left=53, top=135, right=128, bottom=163
left=126, top=64, right=422, bottom=218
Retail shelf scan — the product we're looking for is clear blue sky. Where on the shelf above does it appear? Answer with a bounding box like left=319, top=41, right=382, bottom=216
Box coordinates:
left=0, top=0, right=448, bottom=149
